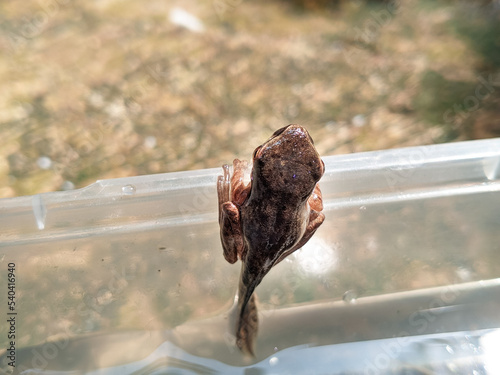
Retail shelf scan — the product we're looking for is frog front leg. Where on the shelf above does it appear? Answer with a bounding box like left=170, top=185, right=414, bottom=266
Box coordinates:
left=229, top=158, right=250, bottom=205
left=309, top=183, right=324, bottom=213
left=275, top=183, right=325, bottom=265
left=217, top=159, right=251, bottom=264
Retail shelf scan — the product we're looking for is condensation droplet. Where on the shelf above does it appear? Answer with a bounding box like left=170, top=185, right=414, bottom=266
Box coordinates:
left=274, top=346, right=278, bottom=352
left=359, top=205, right=367, bottom=210
left=343, top=290, right=357, bottom=303
left=32, top=194, right=47, bottom=230
left=445, top=345, right=455, bottom=355
left=483, top=156, right=500, bottom=181
left=269, top=356, right=279, bottom=366
left=122, top=184, right=136, bottom=195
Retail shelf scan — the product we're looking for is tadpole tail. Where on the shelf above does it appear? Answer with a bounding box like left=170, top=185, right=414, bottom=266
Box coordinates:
left=235, top=264, right=261, bottom=357
left=236, top=289, right=259, bottom=357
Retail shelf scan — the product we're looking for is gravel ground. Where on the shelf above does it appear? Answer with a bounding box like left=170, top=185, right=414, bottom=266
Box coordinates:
left=0, top=0, right=499, bottom=198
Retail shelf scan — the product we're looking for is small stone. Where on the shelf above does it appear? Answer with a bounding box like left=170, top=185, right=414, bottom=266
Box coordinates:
left=352, top=114, right=367, bottom=128
left=37, top=156, right=52, bottom=170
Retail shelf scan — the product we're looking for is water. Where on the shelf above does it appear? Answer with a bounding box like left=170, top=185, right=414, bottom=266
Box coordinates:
left=11, top=329, right=497, bottom=374
left=31, top=194, right=47, bottom=230
left=2, top=279, right=499, bottom=374
left=342, top=290, right=358, bottom=303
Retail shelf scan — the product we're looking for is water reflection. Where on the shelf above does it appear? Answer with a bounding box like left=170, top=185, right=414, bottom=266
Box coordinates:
left=3, top=279, right=499, bottom=374
left=293, top=237, right=338, bottom=276
left=9, top=329, right=499, bottom=375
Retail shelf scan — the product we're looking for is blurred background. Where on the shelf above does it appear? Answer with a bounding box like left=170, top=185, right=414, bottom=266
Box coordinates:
left=0, top=0, right=499, bottom=198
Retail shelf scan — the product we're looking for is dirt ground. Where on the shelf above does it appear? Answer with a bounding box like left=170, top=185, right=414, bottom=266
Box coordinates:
left=0, top=0, right=499, bottom=197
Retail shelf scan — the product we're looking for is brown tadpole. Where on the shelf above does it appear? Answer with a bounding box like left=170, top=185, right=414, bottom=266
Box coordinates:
left=218, top=125, right=325, bottom=357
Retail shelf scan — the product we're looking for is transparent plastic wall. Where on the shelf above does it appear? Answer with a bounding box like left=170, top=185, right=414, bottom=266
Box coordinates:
left=1, top=138, right=500, bottom=374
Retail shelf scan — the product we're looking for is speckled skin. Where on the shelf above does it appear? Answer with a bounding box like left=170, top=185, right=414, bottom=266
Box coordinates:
left=217, top=124, right=325, bottom=356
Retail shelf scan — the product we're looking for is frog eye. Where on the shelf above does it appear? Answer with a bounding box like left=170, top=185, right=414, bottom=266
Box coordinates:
left=253, top=146, right=262, bottom=159
left=271, top=126, right=287, bottom=138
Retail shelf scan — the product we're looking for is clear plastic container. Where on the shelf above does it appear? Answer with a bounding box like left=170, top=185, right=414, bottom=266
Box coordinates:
left=1, top=138, right=500, bottom=374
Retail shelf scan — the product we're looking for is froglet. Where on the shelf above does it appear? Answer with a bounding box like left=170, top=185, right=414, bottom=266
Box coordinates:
left=217, top=124, right=325, bottom=356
